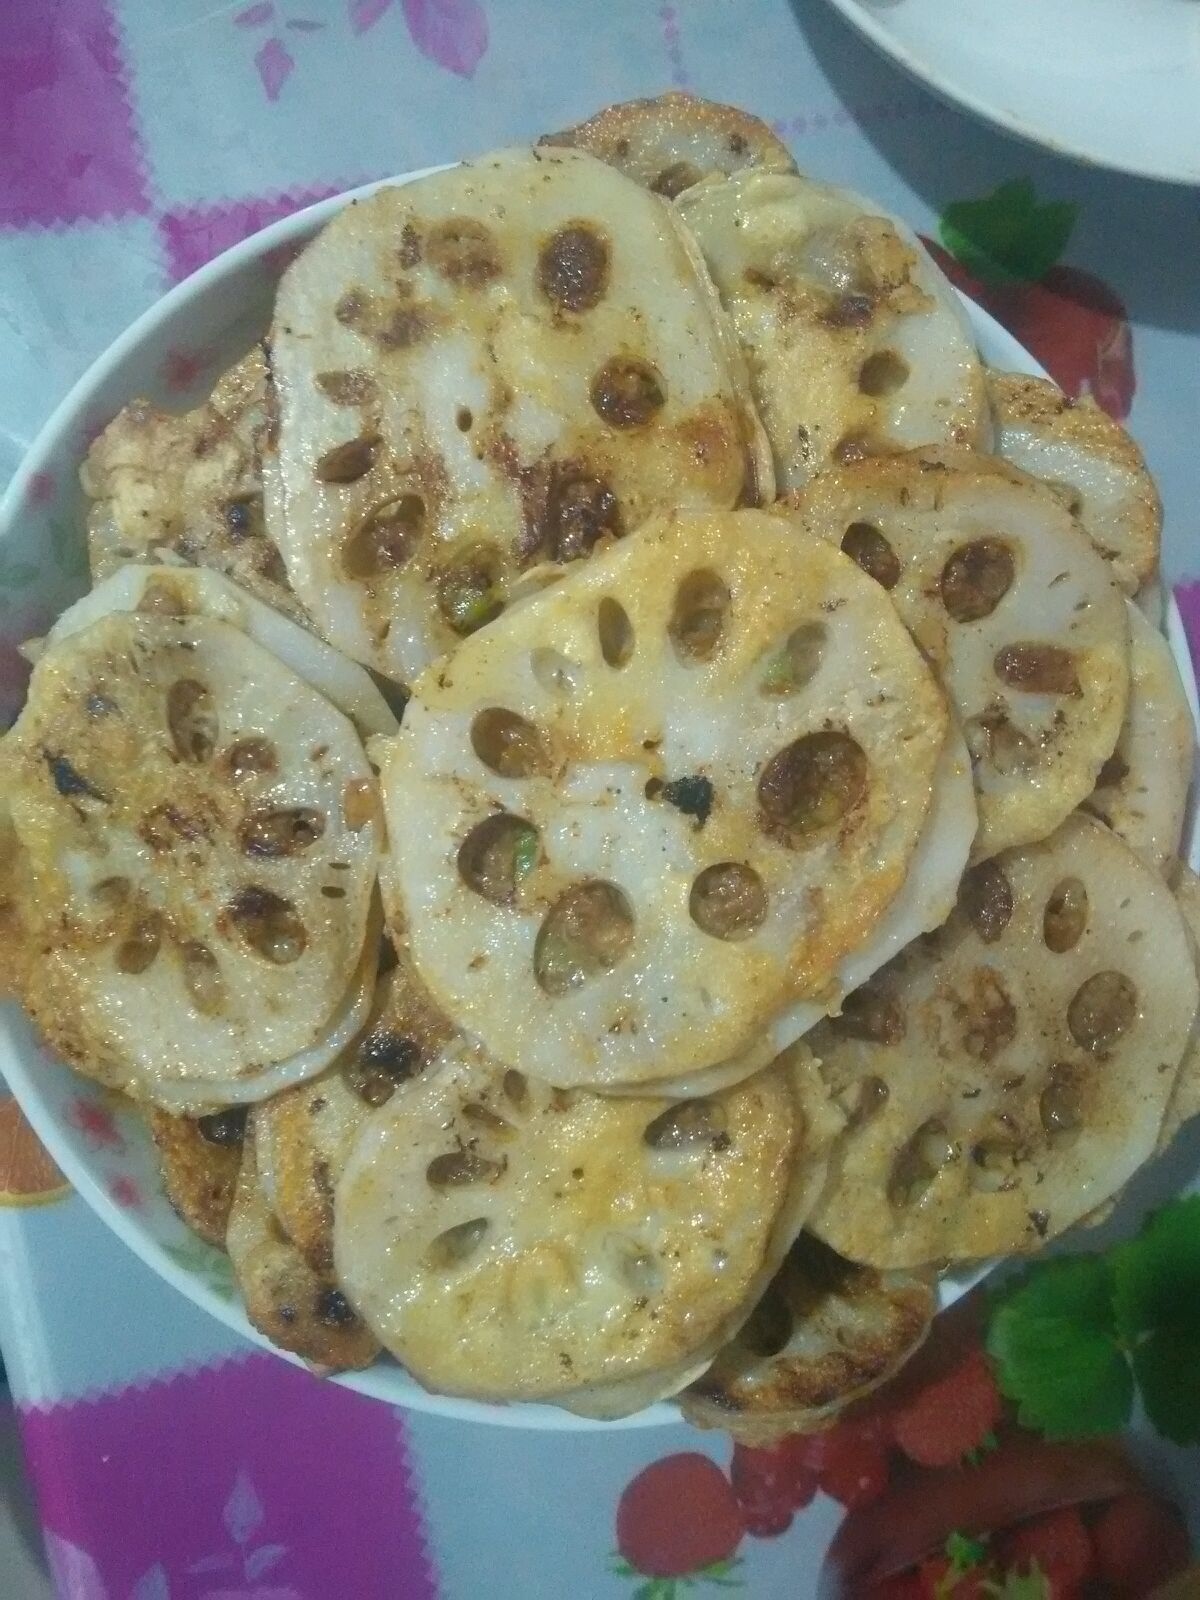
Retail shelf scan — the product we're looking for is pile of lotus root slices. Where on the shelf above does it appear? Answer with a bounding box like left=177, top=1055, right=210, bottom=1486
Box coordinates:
left=1, top=92, right=1196, bottom=1433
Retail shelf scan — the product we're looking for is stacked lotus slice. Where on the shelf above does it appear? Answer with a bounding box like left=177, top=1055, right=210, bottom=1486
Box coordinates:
left=2, top=94, right=1196, bottom=1432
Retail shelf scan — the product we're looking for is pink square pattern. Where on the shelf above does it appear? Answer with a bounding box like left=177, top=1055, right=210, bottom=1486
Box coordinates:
left=0, top=0, right=150, bottom=228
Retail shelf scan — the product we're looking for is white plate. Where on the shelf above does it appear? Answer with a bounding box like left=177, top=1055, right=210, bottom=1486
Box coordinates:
left=823, top=0, right=1200, bottom=186
left=0, top=167, right=1189, bottom=1430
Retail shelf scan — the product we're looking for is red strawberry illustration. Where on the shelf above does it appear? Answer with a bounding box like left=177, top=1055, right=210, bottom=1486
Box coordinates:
left=730, top=1438, right=819, bottom=1537
left=614, top=1452, right=745, bottom=1596
left=922, top=178, right=1135, bottom=420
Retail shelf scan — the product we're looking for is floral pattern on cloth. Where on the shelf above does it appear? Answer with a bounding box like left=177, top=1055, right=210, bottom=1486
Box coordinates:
left=20, top=1354, right=436, bottom=1600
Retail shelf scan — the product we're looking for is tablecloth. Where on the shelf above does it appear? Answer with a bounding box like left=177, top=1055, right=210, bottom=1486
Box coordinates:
left=1, top=3, right=1199, bottom=1596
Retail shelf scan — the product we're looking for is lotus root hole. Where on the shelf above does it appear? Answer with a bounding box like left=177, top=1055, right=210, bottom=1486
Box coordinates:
left=530, top=647, right=583, bottom=697
left=115, top=914, right=163, bottom=975
left=669, top=569, right=731, bottom=664
left=222, top=738, right=278, bottom=783
left=841, top=523, right=900, bottom=590
left=835, top=986, right=905, bottom=1045
left=940, top=539, right=1016, bottom=623
left=689, top=862, right=767, bottom=941
left=180, top=940, right=226, bottom=1016
left=437, top=542, right=504, bottom=636
left=1067, top=971, right=1137, bottom=1053
left=470, top=707, right=552, bottom=779
left=760, top=621, right=826, bottom=696
left=457, top=813, right=539, bottom=906
left=858, top=349, right=910, bottom=397
left=167, top=679, right=218, bottom=764
left=238, top=807, right=326, bottom=859
left=343, top=495, right=425, bottom=579
left=426, top=1151, right=504, bottom=1188
left=994, top=643, right=1081, bottom=697
left=534, top=881, right=634, bottom=996
left=229, top=886, right=307, bottom=965
left=426, top=1217, right=489, bottom=1270
left=738, top=1284, right=793, bottom=1357
left=958, top=862, right=1014, bottom=944
left=889, top=1119, right=957, bottom=1208
left=1044, top=877, right=1089, bottom=953
left=597, top=597, right=635, bottom=668
left=607, top=1235, right=664, bottom=1298
left=757, top=731, right=868, bottom=848
left=1040, top=1064, right=1084, bottom=1139
left=643, top=1098, right=727, bottom=1151
left=590, top=357, right=666, bottom=428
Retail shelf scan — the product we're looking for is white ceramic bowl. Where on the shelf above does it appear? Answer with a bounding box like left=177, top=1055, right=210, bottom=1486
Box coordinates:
left=0, top=169, right=1179, bottom=1429
left=821, top=0, right=1200, bottom=187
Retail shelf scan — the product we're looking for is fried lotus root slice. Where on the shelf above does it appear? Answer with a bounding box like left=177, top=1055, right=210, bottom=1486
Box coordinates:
left=255, top=953, right=453, bottom=1272
left=1158, top=865, right=1200, bottom=1155
left=148, top=1105, right=246, bottom=1248
left=266, top=145, right=771, bottom=683
left=794, top=453, right=1130, bottom=861
left=377, top=508, right=947, bottom=1088
left=226, top=1129, right=379, bottom=1371
left=82, top=347, right=302, bottom=620
left=45, top=562, right=399, bottom=741
left=682, top=1235, right=936, bottom=1443
left=988, top=371, right=1161, bottom=595
left=3, top=612, right=381, bottom=1101
left=334, top=1040, right=803, bottom=1409
left=676, top=170, right=989, bottom=491
left=808, top=814, right=1199, bottom=1268
left=771, top=715, right=977, bottom=1051
left=538, top=92, right=796, bottom=199
left=1081, top=604, right=1193, bottom=877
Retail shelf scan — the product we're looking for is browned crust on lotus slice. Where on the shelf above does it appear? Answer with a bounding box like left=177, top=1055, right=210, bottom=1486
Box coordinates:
left=539, top=92, right=796, bottom=199
left=148, top=1107, right=244, bottom=1248
left=256, top=952, right=454, bottom=1272
left=226, top=1129, right=379, bottom=1371
left=82, top=346, right=305, bottom=621
left=988, top=371, right=1160, bottom=594
left=682, top=1234, right=935, bottom=1443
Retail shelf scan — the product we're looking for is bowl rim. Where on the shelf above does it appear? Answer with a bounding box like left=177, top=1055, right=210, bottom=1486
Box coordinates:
left=0, top=162, right=1126, bottom=1430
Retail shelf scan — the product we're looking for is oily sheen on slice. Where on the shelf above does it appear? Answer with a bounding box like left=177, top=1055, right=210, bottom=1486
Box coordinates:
left=333, top=1040, right=804, bottom=1409
left=791, top=452, right=1130, bottom=861
left=676, top=170, right=989, bottom=489
left=267, top=145, right=771, bottom=682
left=376, top=508, right=948, bottom=1089
left=2, top=612, right=380, bottom=1103
left=808, top=815, right=1198, bottom=1267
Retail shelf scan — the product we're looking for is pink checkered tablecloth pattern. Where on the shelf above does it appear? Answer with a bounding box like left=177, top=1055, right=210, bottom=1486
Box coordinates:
left=1, top=3, right=1199, bottom=1597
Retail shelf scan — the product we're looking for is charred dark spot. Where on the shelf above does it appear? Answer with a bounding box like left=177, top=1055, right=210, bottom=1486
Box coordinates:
left=316, top=1287, right=358, bottom=1328
left=196, top=1107, right=248, bottom=1147
left=1097, top=751, right=1130, bottom=789
left=223, top=495, right=263, bottom=542
left=85, top=693, right=118, bottom=718
left=654, top=774, right=714, bottom=827
left=334, top=289, right=367, bottom=327
left=44, top=751, right=109, bottom=803
left=139, top=802, right=209, bottom=850
left=537, top=224, right=610, bottom=313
